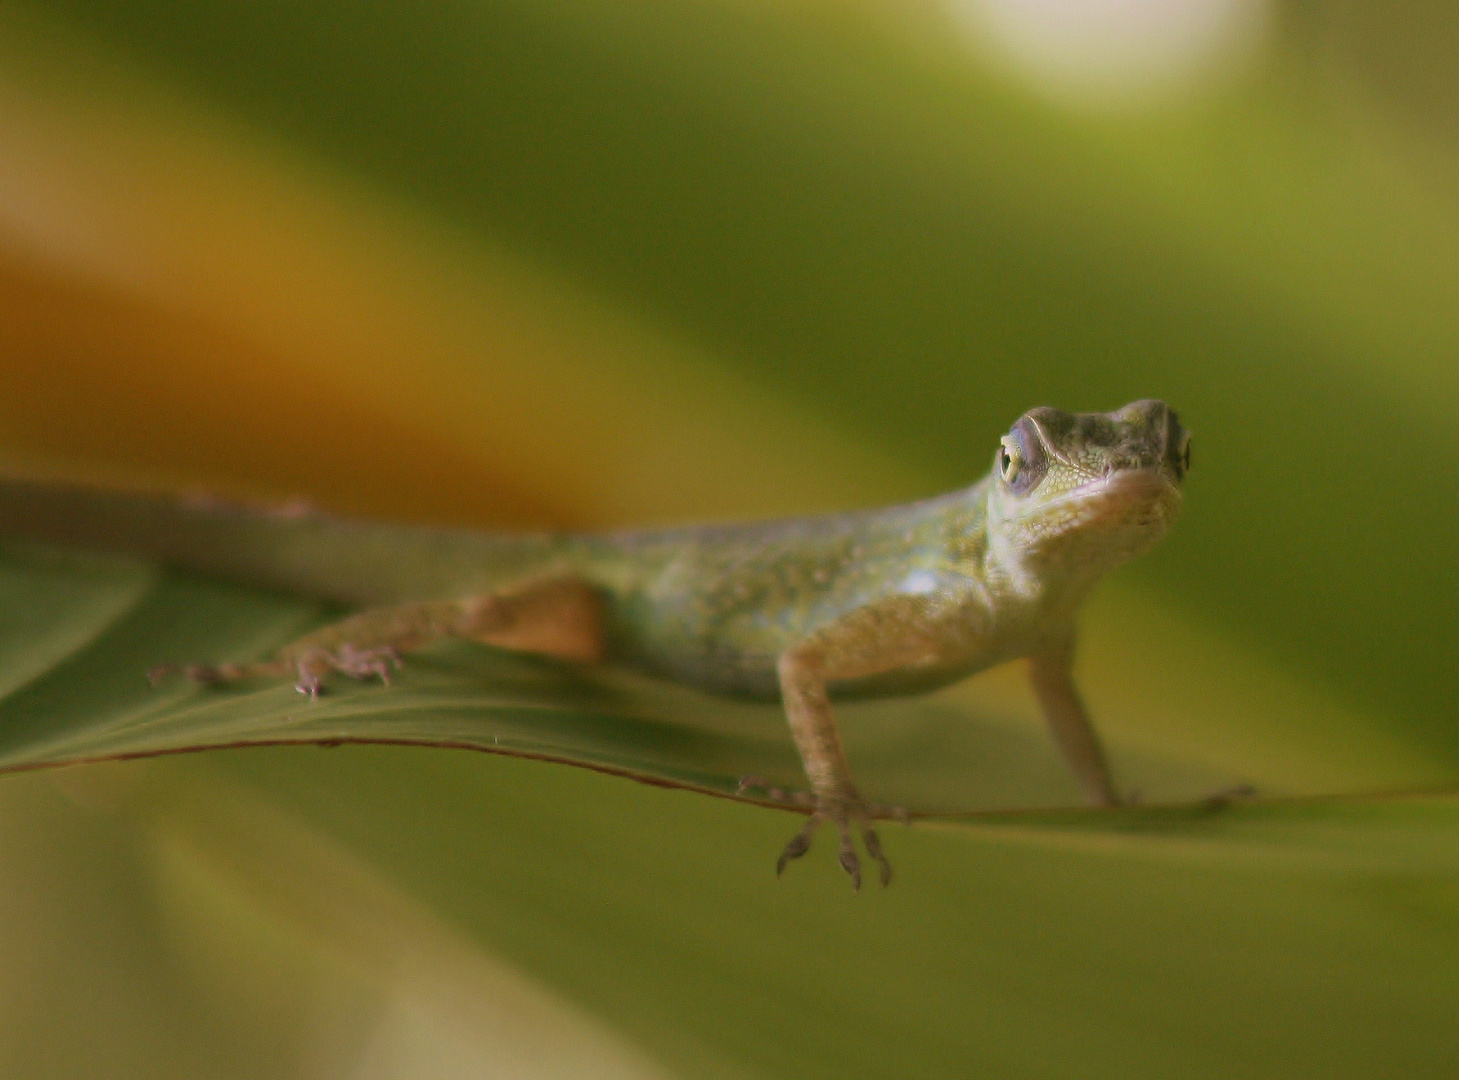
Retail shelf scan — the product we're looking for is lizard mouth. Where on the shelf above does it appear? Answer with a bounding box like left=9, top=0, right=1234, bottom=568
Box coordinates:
left=1020, top=467, right=1181, bottom=552
left=1091, top=465, right=1178, bottom=497
left=1043, top=466, right=1178, bottom=514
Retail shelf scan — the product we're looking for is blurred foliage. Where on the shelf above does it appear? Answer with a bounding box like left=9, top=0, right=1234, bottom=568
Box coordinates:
left=8, top=0, right=1456, bottom=738
left=0, top=0, right=1456, bottom=1075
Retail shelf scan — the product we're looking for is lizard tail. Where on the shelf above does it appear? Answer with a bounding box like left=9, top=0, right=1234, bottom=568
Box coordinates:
left=0, top=475, right=577, bottom=606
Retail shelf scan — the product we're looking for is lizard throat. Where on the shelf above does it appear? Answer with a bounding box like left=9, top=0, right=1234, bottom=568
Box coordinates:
left=993, top=468, right=1181, bottom=591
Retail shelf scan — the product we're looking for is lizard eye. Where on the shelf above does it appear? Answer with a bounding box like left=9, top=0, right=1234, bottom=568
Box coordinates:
left=998, top=418, right=1048, bottom=495
left=1165, top=410, right=1192, bottom=481
left=1173, top=430, right=1193, bottom=480
left=999, top=440, right=1021, bottom=484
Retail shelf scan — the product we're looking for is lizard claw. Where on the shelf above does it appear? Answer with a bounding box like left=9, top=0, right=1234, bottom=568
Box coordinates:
left=294, top=668, right=324, bottom=699
left=837, top=825, right=862, bottom=890
left=862, top=825, right=893, bottom=887
left=738, top=775, right=814, bottom=807
left=151, top=646, right=402, bottom=700
left=775, top=794, right=894, bottom=889
left=776, top=818, right=816, bottom=877
left=737, top=774, right=767, bottom=795
left=291, top=646, right=403, bottom=700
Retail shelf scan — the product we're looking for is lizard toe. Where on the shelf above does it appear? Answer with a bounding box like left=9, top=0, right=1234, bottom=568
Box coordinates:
left=774, top=796, right=894, bottom=888
left=836, top=823, right=862, bottom=890
left=862, top=825, right=893, bottom=887
left=775, top=817, right=816, bottom=877
left=738, top=775, right=814, bottom=807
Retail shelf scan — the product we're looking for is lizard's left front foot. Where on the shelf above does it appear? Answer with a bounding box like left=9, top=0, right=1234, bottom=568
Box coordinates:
left=775, top=793, right=894, bottom=890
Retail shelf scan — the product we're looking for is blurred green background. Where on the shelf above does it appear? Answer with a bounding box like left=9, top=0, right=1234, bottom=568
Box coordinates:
left=0, top=0, right=1455, bottom=1075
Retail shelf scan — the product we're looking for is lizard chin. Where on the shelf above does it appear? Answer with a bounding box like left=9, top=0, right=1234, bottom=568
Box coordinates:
left=1008, top=467, right=1182, bottom=575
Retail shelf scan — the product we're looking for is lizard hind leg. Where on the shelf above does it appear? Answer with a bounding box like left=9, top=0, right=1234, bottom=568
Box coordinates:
left=153, top=574, right=606, bottom=699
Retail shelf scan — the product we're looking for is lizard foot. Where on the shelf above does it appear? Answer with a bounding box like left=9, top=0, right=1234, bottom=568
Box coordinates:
left=736, top=775, right=813, bottom=807
left=292, top=646, right=402, bottom=699
left=775, top=794, right=893, bottom=890
left=147, top=645, right=402, bottom=700
left=736, top=776, right=909, bottom=822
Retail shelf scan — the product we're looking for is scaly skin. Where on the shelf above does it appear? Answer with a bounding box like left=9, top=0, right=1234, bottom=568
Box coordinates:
left=0, top=400, right=1190, bottom=887
left=576, top=399, right=1189, bottom=884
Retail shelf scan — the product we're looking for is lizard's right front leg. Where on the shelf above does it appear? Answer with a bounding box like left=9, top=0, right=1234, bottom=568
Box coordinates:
left=775, top=646, right=894, bottom=890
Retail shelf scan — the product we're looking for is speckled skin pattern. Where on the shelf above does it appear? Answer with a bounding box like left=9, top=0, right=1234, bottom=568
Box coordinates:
left=562, top=399, right=1189, bottom=885
left=268, top=399, right=1190, bottom=887
left=584, top=399, right=1188, bottom=704
left=0, top=400, right=1189, bottom=887
left=584, top=489, right=990, bottom=699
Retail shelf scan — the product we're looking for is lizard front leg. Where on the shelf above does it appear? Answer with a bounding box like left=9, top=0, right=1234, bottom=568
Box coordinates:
left=772, top=597, right=946, bottom=888
left=1028, top=631, right=1121, bottom=807
left=155, top=574, right=604, bottom=697
left=776, top=647, right=892, bottom=889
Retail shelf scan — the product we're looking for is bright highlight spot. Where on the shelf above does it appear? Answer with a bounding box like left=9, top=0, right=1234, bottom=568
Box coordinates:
left=952, top=0, right=1270, bottom=106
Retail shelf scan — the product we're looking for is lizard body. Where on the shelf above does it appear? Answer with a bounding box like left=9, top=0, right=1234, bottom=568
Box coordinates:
left=0, top=400, right=1190, bottom=886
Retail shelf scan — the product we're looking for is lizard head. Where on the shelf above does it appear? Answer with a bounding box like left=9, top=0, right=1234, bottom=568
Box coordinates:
left=985, top=399, right=1189, bottom=585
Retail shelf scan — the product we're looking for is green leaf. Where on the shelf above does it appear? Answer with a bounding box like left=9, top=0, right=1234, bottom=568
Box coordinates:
left=206, top=746, right=1459, bottom=1080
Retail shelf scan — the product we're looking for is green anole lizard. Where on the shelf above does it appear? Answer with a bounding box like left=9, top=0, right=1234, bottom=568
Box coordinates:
left=0, top=400, right=1190, bottom=887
